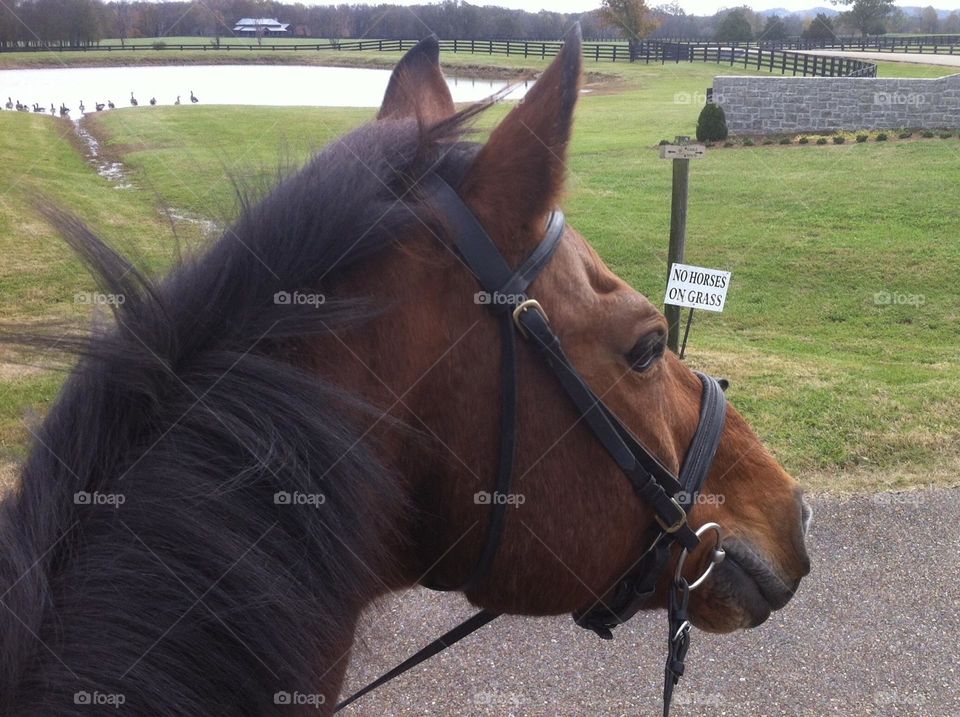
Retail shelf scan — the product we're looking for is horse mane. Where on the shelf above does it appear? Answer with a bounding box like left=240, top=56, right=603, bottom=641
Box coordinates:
left=0, top=107, right=486, bottom=714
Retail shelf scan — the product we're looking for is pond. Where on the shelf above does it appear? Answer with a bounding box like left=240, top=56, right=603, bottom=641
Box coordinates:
left=0, top=64, right=529, bottom=114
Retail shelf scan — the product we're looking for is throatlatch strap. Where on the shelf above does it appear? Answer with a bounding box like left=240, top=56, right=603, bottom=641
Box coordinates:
left=335, top=610, right=500, bottom=712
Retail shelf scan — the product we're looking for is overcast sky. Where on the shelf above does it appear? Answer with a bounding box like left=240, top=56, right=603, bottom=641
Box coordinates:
left=362, top=0, right=958, bottom=16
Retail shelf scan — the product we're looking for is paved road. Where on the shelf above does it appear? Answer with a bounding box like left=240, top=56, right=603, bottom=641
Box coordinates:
left=798, top=50, right=960, bottom=68
left=342, top=488, right=960, bottom=716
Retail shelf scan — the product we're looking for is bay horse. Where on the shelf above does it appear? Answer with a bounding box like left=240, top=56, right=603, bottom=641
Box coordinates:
left=0, top=26, right=810, bottom=715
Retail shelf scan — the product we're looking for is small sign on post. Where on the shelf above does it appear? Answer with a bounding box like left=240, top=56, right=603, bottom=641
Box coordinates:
left=664, top=263, right=731, bottom=359
left=659, top=144, right=707, bottom=160
left=664, top=263, right=731, bottom=312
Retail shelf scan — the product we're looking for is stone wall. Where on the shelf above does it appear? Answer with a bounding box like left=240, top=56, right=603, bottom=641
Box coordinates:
left=712, top=74, right=960, bottom=134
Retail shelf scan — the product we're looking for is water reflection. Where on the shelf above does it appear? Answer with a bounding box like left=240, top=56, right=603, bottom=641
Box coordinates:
left=0, top=64, right=529, bottom=116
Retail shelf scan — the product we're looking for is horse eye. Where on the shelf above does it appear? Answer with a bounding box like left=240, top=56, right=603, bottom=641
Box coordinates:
left=626, top=333, right=665, bottom=372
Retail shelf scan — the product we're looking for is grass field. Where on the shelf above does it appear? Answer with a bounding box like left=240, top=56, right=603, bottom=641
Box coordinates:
left=0, top=52, right=957, bottom=493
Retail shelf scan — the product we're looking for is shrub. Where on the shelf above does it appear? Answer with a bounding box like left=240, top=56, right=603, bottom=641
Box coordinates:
left=798, top=136, right=809, bottom=144
left=742, top=138, right=754, bottom=146
left=898, top=130, right=912, bottom=139
left=779, top=137, right=791, bottom=145
left=658, top=139, right=670, bottom=146
left=704, top=141, right=715, bottom=148
left=921, top=130, right=935, bottom=138
left=939, top=132, right=953, bottom=139
left=152, top=41, right=167, bottom=50
left=696, top=103, right=728, bottom=142
left=816, top=137, right=828, bottom=145
left=876, top=133, right=888, bottom=141
left=833, top=136, right=845, bottom=144
left=762, top=138, right=774, bottom=145
left=856, top=134, right=868, bottom=143
left=723, top=141, right=734, bottom=147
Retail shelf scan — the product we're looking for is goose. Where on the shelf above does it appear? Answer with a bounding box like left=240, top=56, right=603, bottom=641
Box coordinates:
left=190, top=91, right=199, bottom=104
left=149, top=97, right=156, bottom=106
left=14, top=100, right=22, bottom=111
left=59, top=104, right=69, bottom=116
left=174, top=96, right=181, bottom=105
left=4, top=97, right=12, bottom=110
left=95, top=102, right=105, bottom=112
left=130, top=92, right=138, bottom=107
left=107, top=100, right=115, bottom=109
left=33, top=103, right=43, bottom=113
left=50, top=103, right=55, bottom=115
left=79, top=100, right=85, bottom=113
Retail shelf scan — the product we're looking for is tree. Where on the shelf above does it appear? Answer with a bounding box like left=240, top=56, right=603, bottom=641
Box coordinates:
left=599, top=0, right=659, bottom=62
left=759, top=14, right=788, bottom=41
left=714, top=10, right=752, bottom=42
left=920, top=6, right=939, bottom=33
left=802, top=12, right=837, bottom=41
left=833, top=0, right=894, bottom=36
left=945, top=11, right=960, bottom=33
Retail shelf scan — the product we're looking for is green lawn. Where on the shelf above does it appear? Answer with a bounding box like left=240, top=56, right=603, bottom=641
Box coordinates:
left=0, top=54, right=957, bottom=493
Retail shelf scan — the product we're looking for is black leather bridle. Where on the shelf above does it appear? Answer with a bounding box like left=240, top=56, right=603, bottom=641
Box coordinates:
left=337, top=175, right=728, bottom=716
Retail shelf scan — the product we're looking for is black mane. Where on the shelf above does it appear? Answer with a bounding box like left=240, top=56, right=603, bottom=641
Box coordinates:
left=0, top=112, right=481, bottom=714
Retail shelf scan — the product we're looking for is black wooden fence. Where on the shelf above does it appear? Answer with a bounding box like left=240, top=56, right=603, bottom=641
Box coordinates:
left=0, top=37, right=884, bottom=76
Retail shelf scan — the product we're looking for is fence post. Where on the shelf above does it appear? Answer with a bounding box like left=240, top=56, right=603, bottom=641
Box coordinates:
left=665, top=146, right=691, bottom=353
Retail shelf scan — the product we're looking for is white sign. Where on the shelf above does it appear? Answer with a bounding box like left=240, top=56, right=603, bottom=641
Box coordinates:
left=664, top=263, right=731, bottom=312
left=659, top=144, right=706, bottom=160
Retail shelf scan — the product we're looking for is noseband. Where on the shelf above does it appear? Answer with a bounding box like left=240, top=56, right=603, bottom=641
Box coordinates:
left=337, top=176, right=728, bottom=716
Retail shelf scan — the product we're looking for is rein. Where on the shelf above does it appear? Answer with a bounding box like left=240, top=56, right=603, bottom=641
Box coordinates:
left=336, top=176, right=727, bottom=716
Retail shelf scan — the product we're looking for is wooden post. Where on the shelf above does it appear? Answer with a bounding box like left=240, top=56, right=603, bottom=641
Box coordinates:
left=665, top=146, right=690, bottom=353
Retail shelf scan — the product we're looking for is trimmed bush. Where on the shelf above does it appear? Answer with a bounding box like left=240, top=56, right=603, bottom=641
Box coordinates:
left=876, top=133, right=888, bottom=141
left=856, top=134, right=868, bottom=143
left=921, top=130, right=935, bottom=138
left=833, top=136, right=845, bottom=144
left=816, top=137, right=828, bottom=145
left=939, top=132, right=953, bottom=139
left=779, top=137, right=791, bottom=145
left=658, top=139, right=670, bottom=146
left=723, top=141, right=734, bottom=148
left=762, top=139, right=774, bottom=145
left=742, top=138, right=755, bottom=146
left=898, top=130, right=912, bottom=139
left=798, top=136, right=810, bottom=144
left=696, top=103, right=728, bottom=142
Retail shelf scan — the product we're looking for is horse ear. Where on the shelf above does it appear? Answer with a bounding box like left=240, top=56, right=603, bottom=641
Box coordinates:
left=378, top=36, right=455, bottom=123
left=460, top=24, right=582, bottom=249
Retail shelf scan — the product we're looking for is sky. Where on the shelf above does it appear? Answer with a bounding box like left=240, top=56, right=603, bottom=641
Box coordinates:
left=355, top=0, right=959, bottom=16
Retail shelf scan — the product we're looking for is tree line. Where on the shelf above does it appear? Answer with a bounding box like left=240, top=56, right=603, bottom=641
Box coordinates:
left=1, top=0, right=958, bottom=50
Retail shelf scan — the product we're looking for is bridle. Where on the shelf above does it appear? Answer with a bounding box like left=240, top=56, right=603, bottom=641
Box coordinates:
left=337, top=175, right=728, bottom=716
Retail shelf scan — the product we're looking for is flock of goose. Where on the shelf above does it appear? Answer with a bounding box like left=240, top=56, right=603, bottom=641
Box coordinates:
left=2, top=91, right=200, bottom=116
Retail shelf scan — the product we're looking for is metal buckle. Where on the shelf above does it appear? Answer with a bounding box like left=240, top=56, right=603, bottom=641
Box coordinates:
left=674, top=522, right=725, bottom=591
left=654, top=497, right=688, bottom=533
left=512, top=298, right=548, bottom=339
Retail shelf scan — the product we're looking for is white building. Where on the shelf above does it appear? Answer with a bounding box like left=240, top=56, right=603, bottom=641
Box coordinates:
left=232, top=18, right=290, bottom=36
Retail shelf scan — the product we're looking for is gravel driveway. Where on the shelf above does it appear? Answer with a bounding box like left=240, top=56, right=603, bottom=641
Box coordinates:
left=798, top=50, right=960, bottom=68
left=342, top=488, right=960, bottom=716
